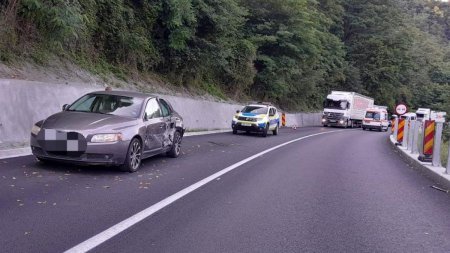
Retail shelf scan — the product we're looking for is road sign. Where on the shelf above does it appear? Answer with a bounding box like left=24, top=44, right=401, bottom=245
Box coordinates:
left=395, top=104, right=407, bottom=115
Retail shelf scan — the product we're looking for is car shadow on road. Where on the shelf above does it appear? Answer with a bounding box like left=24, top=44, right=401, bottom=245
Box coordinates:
left=33, top=153, right=169, bottom=176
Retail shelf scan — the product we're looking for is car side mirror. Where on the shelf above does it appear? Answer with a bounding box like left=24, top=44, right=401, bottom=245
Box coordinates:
left=62, top=104, right=69, bottom=111
left=144, top=113, right=148, bottom=121
left=236, top=110, right=240, bottom=113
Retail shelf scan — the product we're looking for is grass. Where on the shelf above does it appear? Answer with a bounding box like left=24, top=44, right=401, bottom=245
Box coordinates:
left=201, top=82, right=227, bottom=100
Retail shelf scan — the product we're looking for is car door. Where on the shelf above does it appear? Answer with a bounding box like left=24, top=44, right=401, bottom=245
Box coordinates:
left=268, top=107, right=277, bottom=129
left=158, top=98, right=175, bottom=148
left=143, top=98, right=165, bottom=153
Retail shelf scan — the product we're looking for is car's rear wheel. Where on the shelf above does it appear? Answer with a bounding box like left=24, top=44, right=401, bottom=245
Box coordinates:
left=232, top=129, right=237, bottom=134
left=120, top=138, right=142, bottom=173
left=167, top=131, right=182, bottom=158
left=262, top=123, right=269, bottom=137
left=273, top=124, right=279, bottom=135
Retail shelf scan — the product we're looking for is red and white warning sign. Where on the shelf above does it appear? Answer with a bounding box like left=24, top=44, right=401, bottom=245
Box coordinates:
left=395, top=104, right=407, bottom=115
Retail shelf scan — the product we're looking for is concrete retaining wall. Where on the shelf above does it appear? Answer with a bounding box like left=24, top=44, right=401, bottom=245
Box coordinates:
left=0, top=79, right=321, bottom=145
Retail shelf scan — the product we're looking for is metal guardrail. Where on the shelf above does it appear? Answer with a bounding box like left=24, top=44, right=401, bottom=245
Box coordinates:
left=392, top=118, right=449, bottom=174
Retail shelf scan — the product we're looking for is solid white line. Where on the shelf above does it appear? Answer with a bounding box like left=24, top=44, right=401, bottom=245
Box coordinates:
left=64, top=129, right=343, bottom=253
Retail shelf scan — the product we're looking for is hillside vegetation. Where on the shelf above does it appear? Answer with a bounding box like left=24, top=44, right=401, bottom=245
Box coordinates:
left=1, top=0, right=450, bottom=111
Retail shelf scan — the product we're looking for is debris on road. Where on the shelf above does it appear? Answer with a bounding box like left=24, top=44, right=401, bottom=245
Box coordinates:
left=430, top=185, right=449, bottom=193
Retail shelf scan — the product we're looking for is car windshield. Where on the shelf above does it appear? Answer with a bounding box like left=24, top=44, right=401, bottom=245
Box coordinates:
left=242, top=106, right=268, bottom=114
left=67, top=94, right=143, bottom=118
left=324, top=99, right=348, bottom=110
left=365, top=112, right=380, bottom=120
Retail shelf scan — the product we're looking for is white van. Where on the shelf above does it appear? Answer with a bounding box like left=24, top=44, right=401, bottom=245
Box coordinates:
left=400, top=112, right=417, bottom=121
left=362, top=107, right=389, bottom=131
left=416, top=108, right=431, bottom=121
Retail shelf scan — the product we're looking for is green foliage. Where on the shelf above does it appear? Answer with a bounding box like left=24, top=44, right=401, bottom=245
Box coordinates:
left=0, top=0, right=449, bottom=111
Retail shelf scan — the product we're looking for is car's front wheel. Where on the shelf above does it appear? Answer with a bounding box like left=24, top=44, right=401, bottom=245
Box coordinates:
left=120, top=138, right=142, bottom=173
left=167, top=131, right=182, bottom=158
left=262, top=123, right=269, bottom=137
left=273, top=124, right=279, bottom=135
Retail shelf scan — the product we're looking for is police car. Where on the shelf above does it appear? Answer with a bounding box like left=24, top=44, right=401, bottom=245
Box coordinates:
left=232, top=102, right=280, bottom=137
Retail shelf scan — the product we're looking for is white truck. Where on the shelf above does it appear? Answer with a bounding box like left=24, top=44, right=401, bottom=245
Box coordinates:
left=322, top=91, right=374, bottom=128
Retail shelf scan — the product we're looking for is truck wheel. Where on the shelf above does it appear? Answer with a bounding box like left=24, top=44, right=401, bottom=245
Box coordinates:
left=344, top=120, right=349, bottom=128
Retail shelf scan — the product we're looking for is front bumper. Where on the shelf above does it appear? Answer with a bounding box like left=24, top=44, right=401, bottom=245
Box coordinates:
left=322, top=119, right=346, bottom=126
left=362, top=124, right=382, bottom=130
left=232, top=121, right=267, bottom=132
left=31, top=134, right=130, bottom=165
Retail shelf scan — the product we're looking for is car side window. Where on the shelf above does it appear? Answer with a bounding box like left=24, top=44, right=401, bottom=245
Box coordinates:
left=145, top=98, right=161, bottom=119
left=159, top=99, right=171, bottom=117
left=269, top=108, right=275, bottom=116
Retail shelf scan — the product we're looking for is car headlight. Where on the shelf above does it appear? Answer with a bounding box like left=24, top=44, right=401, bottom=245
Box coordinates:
left=91, top=133, right=123, bottom=143
left=31, top=125, right=41, bottom=135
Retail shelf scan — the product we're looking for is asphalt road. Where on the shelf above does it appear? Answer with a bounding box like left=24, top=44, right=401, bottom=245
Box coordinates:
left=1, top=127, right=450, bottom=252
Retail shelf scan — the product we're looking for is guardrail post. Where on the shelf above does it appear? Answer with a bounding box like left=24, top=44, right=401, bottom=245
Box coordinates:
left=407, top=120, right=415, bottom=151
left=418, top=120, right=435, bottom=162
left=412, top=120, right=420, bottom=154
left=446, top=141, right=450, bottom=174
left=432, top=122, right=443, bottom=167
left=393, top=117, right=399, bottom=141
left=396, top=118, right=405, bottom=146
left=402, top=119, right=409, bottom=148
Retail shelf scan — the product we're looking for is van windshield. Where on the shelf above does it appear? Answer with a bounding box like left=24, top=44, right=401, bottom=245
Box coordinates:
left=365, top=112, right=380, bottom=120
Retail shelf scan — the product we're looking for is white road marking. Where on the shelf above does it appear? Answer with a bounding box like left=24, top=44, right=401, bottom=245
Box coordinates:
left=65, top=129, right=343, bottom=253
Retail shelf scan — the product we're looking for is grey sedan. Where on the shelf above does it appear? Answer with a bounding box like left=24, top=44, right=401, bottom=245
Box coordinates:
left=30, top=90, right=185, bottom=172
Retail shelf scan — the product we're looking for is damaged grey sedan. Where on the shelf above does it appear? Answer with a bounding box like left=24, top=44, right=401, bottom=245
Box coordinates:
left=30, top=90, right=184, bottom=172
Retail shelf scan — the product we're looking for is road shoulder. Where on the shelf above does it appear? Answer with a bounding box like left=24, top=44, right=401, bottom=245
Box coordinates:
left=389, top=135, right=450, bottom=190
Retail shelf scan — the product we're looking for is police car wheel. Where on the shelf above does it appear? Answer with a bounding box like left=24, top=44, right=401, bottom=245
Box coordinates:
left=262, top=124, right=269, bottom=137
left=273, top=124, right=279, bottom=135
left=233, top=129, right=237, bottom=134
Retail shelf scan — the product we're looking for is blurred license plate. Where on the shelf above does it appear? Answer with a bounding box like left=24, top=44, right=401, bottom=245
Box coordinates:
left=329, top=120, right=336, bottom=123
left=241, top=123, right=252, bottom=126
